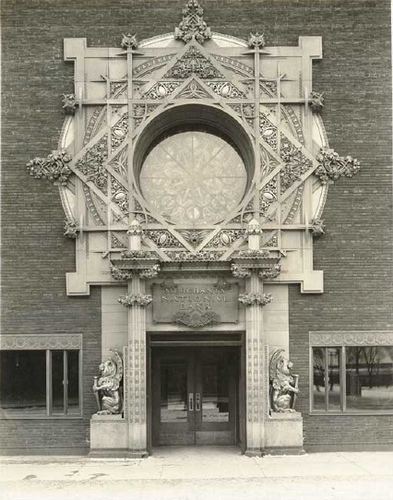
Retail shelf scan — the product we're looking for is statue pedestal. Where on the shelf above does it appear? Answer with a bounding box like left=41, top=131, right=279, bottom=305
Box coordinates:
left=264, top=412, right=304, bottom=454
left=89, top=414, right=132, bottom=457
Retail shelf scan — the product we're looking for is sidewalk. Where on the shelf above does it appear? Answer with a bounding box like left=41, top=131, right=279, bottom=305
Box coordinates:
left=1, top=447, right=393, bottom=500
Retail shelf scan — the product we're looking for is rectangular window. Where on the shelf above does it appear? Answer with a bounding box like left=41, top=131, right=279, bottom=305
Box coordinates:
left=311, top=346, right=393, bottom=413
left=0, top=350, right=81, bottom=417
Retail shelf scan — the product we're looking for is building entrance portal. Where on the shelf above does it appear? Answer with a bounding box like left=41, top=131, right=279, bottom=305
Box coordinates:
left=152, top=346, right=239, bottom=447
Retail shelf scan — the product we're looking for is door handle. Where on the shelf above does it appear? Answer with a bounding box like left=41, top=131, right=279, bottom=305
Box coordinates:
left=188, top=392, right=194, bottom=411
left=195, top=392, right=201, bottom=411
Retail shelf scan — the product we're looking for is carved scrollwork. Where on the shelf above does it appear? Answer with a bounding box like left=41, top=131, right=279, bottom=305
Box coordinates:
left=174, top=0, right=211, bottom=44
left=118, top=293, right=153, bottom=307
left=27, top=150, right=72, bottom=186
left=238, top=292, right=272, bottom=306
left=269, top=349, right=299, bottom=413
left=315, top=148, right=360, bottom=185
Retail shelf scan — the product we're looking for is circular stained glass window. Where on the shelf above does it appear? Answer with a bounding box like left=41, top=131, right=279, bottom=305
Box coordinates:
left=140, top=131, right=247, bottom=225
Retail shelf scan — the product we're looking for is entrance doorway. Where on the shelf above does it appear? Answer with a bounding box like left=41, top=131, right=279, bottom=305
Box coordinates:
left=151, top=346, right=239, bottom=446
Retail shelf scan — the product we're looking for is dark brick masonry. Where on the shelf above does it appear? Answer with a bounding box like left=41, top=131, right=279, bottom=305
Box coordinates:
left=1, top=0, right=392, bottom=451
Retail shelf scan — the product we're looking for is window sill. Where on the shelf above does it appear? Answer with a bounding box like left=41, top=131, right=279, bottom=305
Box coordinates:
left=309, top=411, right=393, bottom=416
left=0, top=414, right=84, bottom=420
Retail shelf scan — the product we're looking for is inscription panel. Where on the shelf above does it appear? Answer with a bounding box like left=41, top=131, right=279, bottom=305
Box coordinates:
left=152, top=282, right=239, bottom=327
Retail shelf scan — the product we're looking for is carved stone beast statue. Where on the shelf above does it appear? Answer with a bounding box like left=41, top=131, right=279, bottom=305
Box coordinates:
left=93, top=350, right=123, bottom=415
left=269, top=349, right=299, bottom=413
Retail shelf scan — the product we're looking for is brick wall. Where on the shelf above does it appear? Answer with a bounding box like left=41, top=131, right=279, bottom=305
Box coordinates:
left=1, top=0, right=392, bottom=451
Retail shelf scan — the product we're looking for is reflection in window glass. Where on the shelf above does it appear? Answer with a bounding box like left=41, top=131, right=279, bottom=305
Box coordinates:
left=52, top=351, right=64, bottom=414
left=68, top=351, right=80, bottom=415
left=346, top=347, right=393, bottom=411
left=312, top=348, right=326, bottom=410
left=328, top=348, right=341, bottom=411
left=160, top=362, right=187, bottom=423
left=0, top=351, right=46, bottom=415
left=202, top=362, right=229, bottom=423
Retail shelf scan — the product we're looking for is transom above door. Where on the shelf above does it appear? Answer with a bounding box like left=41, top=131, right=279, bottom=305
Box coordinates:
left=152, top=347, right=239, bottom=446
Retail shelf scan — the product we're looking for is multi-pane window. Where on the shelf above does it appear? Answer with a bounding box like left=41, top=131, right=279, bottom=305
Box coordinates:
left=311, top=346, right=393, bottom=413
left=0, top=350, right=81, bottom=417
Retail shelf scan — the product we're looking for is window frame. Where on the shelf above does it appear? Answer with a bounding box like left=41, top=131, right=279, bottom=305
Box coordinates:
left=0, top=334, right=83, bottom=419
left=309, top=331, right=393, bottom=415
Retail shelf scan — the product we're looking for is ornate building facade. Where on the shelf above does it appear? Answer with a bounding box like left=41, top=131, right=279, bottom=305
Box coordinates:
left=1, top=0, right=392, bottom=455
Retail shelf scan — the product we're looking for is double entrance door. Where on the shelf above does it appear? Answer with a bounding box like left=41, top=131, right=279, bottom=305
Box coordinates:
left=152, top=347, right=239, bottom=446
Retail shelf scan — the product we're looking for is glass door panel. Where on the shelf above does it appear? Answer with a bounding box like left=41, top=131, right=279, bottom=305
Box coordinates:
left=160, top=361, right=188, bottom=423
left=201, top=362, right=229, bottom=423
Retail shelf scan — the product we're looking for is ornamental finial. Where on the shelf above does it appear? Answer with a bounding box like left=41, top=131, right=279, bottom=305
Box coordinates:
left=121, top=33, right=138, bottom=50
left=175, top=0, right=211, bottom=44
left=248, top=32, right=266, bottom=49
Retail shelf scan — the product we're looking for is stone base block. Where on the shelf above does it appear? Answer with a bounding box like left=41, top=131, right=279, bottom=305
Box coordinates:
left=264, top=412, right=304, bottom=453
left=90, top=414, right=128, bottom=451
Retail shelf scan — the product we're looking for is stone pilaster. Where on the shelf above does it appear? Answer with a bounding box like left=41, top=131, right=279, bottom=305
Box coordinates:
left=126, top=276, right=148, bottom=456
left=244, top=271, right=269, bottom=456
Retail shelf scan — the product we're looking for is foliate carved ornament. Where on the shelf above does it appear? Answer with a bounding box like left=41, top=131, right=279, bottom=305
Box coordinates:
left=93, top=350, right=123, bottom=415
left=27, top=150, right=72, bottom=186
left=174, top=0, right=211, bottom=44
left=121, top=33, right=138, bottom=50
left=246, top=218, right=263, bottom=235
left=259, top=263, right=281, bottom=280
left=315, top=148, right=360, bottom=185
left=173, top=309, right=220, bottom=328
left=120, top=249, right=157, bottom=260
left=127, top=219, right=143, bottom=236
left=238, top=292, right=272, bottom=306
left=309, top=91, right=324, bottom=113
left=310, top=218, right=325, bottom=237
left=164, top=46, right=223, bottom=79
left=248, top=32, right=266, bottom=49
left=231, top=263, right=251, bottom=279
left=118, top=293, right=153, bottom=307
left=64, top=219, right=79, bottom=239
left=166, top=250, right=223, bottom=261
left=61, top=93, right=77, bottom=115
left=269, top=349, right=299, bottom=413
left=111, top=263, right=160, bottom=280
left=234, top=249, right=274, bottom=260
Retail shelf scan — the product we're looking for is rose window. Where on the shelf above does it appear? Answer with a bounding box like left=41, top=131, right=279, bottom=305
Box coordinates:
left=140, top=131, right=247, bottom=226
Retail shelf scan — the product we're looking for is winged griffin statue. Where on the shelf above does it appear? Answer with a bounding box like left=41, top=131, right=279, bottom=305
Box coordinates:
left=269, top=349, right=299, bottom=413
left=93, top=350, right=123, bottom=415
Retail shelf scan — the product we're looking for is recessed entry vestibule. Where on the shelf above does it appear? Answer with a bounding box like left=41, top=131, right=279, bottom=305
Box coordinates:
left=148, top=334, right=245, bottom=453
